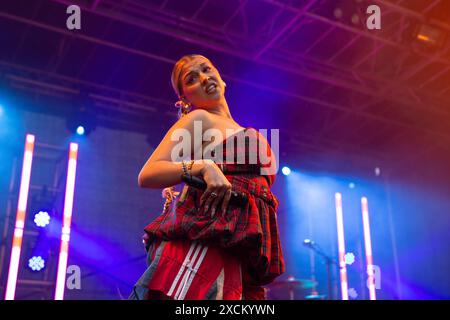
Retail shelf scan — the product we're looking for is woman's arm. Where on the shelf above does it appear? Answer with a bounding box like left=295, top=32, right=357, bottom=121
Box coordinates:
left=138, top=109, right=212, bottom=189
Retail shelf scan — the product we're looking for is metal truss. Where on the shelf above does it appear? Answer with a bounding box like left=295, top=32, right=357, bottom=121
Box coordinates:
left=1, top=0, right=450, bottom=170
left=41, top=0, right=450, bottom=125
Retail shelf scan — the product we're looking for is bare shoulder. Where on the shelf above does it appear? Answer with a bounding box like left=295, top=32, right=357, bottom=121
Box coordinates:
left=174, top=109, right=212, bottom=132
left=144, top=109, right=213, bottom=163
left=181, top=109, right=211, bottom=123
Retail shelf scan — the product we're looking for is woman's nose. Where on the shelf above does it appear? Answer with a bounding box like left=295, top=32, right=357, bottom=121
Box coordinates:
left=199, top=73, right=209, bottom=85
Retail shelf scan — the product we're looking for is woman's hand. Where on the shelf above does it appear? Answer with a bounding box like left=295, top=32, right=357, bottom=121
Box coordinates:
left=199, top=160, right=232, bottom=217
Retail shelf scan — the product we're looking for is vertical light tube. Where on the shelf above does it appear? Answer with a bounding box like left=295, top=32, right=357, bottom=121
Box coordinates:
left=54, top=143, right=78, bottom=300
left=5, top=134, right=35, bottom=300
left=335, top=193, right=349, bottom=300
left=361, top=197, right=377, bottom=300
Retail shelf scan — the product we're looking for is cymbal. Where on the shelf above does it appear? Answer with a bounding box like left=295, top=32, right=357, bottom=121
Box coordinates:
left=268, top=277, right=317, bottom=290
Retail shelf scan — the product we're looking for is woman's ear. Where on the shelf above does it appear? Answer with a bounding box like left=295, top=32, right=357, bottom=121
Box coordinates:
left=181, top=96, right=191, bottom=107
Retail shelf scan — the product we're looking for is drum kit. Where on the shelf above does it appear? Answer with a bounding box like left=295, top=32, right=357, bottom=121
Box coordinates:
left=266, top=275, right=326, bottom=300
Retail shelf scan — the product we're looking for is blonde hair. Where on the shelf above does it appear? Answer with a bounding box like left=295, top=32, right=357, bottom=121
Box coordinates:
left=171, top=54, right=211, bottom=118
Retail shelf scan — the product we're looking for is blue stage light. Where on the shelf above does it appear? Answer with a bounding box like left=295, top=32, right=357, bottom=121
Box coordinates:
left=349, top=182, right=355, bottom=189
left=34, top=211, right=51, bottom=227
left=76, top=125, right=85, bottom=135
left=282, top=166, right=291, bottom=176
left=348, top=288, right=358, bottom=299
left=0, top=104, right=4, bottom=116
left=345, top=252, right=355, bottom=265
left=28, top=256, right=45, bottom=271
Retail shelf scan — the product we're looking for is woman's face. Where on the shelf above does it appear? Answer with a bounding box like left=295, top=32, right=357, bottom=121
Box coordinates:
left=179, top=57, right=225, bottom=109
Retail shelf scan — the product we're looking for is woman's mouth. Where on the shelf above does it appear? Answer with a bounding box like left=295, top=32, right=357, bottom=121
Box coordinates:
left=205, top=83, right=217, bottom=94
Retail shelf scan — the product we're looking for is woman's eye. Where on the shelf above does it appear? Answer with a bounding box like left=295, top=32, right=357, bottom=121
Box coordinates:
left=186, top=76, right=196, bottom=84
left=203, top=66, right=211, bottom=72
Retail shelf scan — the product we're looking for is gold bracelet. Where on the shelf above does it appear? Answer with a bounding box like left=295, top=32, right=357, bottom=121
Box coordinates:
left=187, top=160, right=194, bottom=171
left=182, top=160, right=195, bottom=176
left=181, top=160, right=189, bottom=176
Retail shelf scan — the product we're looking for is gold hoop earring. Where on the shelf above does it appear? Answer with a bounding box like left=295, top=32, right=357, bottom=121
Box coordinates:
left=174, top=100, right=191, bottom=108
left=174, top=99, right=192, bottom=117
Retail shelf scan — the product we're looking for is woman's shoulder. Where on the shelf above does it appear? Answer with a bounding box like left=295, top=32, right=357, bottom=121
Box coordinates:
left=181, top=109, right=212, bottom=124
left=171, top=109, right=213, bottom=135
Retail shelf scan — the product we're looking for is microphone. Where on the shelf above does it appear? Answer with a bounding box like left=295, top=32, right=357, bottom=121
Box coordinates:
left=181, top=174, right=247, bottom=207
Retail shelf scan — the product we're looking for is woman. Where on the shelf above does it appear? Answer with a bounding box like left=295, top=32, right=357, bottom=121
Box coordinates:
left=129, top=54, right=284, bottom=300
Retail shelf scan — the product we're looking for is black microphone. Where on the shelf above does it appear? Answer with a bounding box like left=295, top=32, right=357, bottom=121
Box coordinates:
left=181, top=174, right=247, bottom=207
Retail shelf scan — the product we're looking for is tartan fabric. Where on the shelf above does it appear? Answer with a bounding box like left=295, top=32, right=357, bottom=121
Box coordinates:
left=142, top=127, right=285, bottom=288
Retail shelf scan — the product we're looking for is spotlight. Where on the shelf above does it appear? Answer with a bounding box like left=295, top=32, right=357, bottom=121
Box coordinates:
left=28, top=256, right=45, bottom=271
left=76, top=125, right=85, bottom=136
left=349, top=182, right=355, bottom=189
left=34, top=211, right=51, bottom=228
left=374, top=167, right=381, bottom=176
left=348, top=288, right=358, bottom=299
left=66, top=111, right=96, bottom=136
left=331, top=0, right=367, bottom=27
left=303, top=239, right=314, bottom=247
left=282, top=166, right=291, bottom=176
left=351, top=13, right=360, bottom=25
left=333, top=8, right=343, bottom=19
left=66, top=94, right=97, bottom=136
left=345, top=252, right=355, bottom=265
left=415, top=24, right=446, bottom=48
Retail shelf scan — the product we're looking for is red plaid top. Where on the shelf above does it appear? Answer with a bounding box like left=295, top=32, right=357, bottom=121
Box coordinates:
left=144, top=127, right=285, bottom=286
